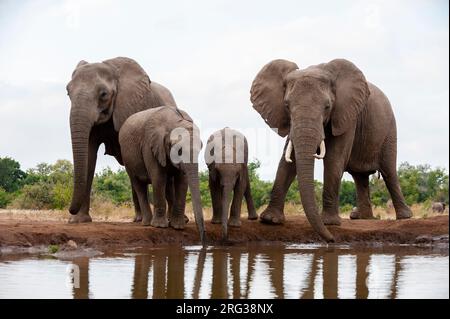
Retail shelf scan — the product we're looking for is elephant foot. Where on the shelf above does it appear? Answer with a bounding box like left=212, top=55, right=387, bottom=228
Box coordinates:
left=247, top=211, right=258, bottom=220
left=68, top=214, right=92, bottom=224
left=259, top=208, right=285, bottom=225
left=133, top=214, right=143, bottom=223
left=211, top=216, right=222, bottom=224
left=396, top=208, right=413, bottom=220
left=151, top=216, right=169, bottom=228
left=349, top=208, right=375, bottom=220
left=228, top=218, right=241, bottom=227
left=321, top=212, right=341, bottom=226
left=169, top=216, right=185, bottom=230
left=184, top=214, right=189, bottom=224
left=141, top=216, right=152, bottom=226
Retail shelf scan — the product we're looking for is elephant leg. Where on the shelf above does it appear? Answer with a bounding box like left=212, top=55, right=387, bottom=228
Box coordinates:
left=260, top=144, right=296, bottom=225
left=321, top=133, right=354, bottom=226
left=321, top=154, right=346, bottom=226
left=379, top=132, right=412, bottom=219
left=210, top=174, right=223, bottom=224
left=165, top=176, right=174, bottom=222
left=169, top=172, right=188, bottom=230
left=380, top=169, right=412, bottom=219
left=350, top=173, right=375, bottom=219
left=132, top=187, right=142, bottom=223
left=149, top=168, right=168, bottom=228
left=321, top=165, right=344, bottom=226
left=229, top=178, right=245, bottom=227
left=129, top=176, right=152, bottom=226
left=69, top=135, right=99, bottom=224
left=244, top=170, right=258, bottom=220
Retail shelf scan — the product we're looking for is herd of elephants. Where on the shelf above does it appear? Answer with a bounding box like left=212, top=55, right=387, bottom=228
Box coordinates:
left=66, top=56, right=415, bottom=243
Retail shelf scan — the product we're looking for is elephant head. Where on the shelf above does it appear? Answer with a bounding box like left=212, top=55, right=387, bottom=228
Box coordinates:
left=147, top=107, right=206, bottom=243
left=66, top=57, right=162, bottom=215
left=250, top=59, right=370, bottom=241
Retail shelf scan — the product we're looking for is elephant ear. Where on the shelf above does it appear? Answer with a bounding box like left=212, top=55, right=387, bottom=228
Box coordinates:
left=70, top=60, right=89, bottom=78
left=323, top=59, right=370, bottom=136
left=103, top=57, right=161, bottom=131
left=148, top=126, right=168, bottom=167
left=250, top=59, right=298, bottom=137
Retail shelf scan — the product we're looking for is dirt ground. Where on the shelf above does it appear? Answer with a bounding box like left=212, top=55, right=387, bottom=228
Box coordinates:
left=0, top=211, right=447, bottom=249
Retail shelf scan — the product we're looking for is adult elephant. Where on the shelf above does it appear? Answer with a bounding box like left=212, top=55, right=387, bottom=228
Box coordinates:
left=250, top=58, right=412, bottom=242
left=66, top=57, right=176, bottom=223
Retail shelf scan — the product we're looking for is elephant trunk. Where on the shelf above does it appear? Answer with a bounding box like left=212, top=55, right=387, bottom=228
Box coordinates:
left=221, top=183, right=233, bottom=241
left=185, top=163, right=206, bottom=244
left=291, top=127, right=335, bottom=242
left=69, top=102, right=94, bottom=215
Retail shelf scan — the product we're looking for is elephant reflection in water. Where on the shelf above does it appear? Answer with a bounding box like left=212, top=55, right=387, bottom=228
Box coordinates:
left=131, top=249, right=185, bottom=299
left=70, top=248, right=403, bottom=299
left=70, top=257, right=90, bottom=299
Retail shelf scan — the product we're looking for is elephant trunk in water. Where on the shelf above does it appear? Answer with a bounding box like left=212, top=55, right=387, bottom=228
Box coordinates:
left=185, top=163, right=206, bottom=244
left=69, top=101, right=94, bottom=215
left=291, top=126, right=335, bottom=242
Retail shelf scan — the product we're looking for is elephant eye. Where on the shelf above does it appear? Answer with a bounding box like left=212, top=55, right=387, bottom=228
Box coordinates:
left=99, top=90, right=108, bottom=100
left=324, top=103, right=331, bottom=110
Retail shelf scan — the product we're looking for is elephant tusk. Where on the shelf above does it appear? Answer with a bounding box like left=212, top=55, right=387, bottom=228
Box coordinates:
left=313, top=140, right=326, bottom=159
left=285, top=139, right=293, bottom=163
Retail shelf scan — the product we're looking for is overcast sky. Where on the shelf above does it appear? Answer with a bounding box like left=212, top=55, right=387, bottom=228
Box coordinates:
left=0, top=0, right=448, bottom=181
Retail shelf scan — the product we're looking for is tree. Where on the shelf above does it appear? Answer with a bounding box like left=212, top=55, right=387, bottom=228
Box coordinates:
left=0, top=157, right=26, bottom=192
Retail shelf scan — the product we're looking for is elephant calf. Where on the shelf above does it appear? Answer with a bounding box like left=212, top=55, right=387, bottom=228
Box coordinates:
left=119, top=106, right=205, bottom=243
left=205, top=128, right=258, bottom=240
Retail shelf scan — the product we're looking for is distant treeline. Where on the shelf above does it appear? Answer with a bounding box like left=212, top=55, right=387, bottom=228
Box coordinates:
left=0, top=156, right=448, bottom=210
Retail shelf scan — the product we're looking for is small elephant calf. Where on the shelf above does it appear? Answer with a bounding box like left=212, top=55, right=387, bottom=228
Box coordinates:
left=119, top=106, right=205, bottom=243
left=205, top=128, right=258, bottom=240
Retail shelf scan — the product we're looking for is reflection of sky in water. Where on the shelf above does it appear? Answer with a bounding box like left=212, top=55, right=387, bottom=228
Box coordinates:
left=0, top=247, right=448, bottom=299
left=0, top=259, right=72, bottom=299
left=89, top=258, right=134, bottom=299
left=248, top=255, right=275, bottom=299
left=368, top=255, right=396, bottom=299
left=338, top=255, right=357, bottom=299
left=397, top=256, right=449, bottom=299
left=284, top=253, right=313, bottom=298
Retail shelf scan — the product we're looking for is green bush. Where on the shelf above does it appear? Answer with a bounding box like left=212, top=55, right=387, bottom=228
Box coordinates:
left=93, top=168, right=132, bottom=204
left=0, top=187, right=12, bottom=208
left=12, top=182, right=54, bottom=209
left=340, top=180, right=357, bottom=207
left=52, top=182, right=73, bottom=209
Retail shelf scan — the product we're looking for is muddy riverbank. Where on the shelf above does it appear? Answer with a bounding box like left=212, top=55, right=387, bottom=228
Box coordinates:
left=0, top=214, right=447, bottom=250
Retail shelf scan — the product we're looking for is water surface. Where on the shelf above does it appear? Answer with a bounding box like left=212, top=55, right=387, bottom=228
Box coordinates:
left=0, top=244, right=448, bottom=299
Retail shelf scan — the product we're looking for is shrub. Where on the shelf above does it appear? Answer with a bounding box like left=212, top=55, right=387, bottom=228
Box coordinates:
left=11, top=182, right=54, bottom=209
left=0, top=187, right=12, bottom=208
left=93, top=168, right=132, bottom=204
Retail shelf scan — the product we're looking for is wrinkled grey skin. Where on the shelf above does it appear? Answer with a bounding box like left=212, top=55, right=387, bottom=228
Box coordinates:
left=250, top=58, right=412, bottom=242
left=66, top=57, right=176, bottom=223
left=119, top=106, right=206, bottom=243
left=205, top=128, right=258, bottom=240
left=432, top=202, right=446, bottom=213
